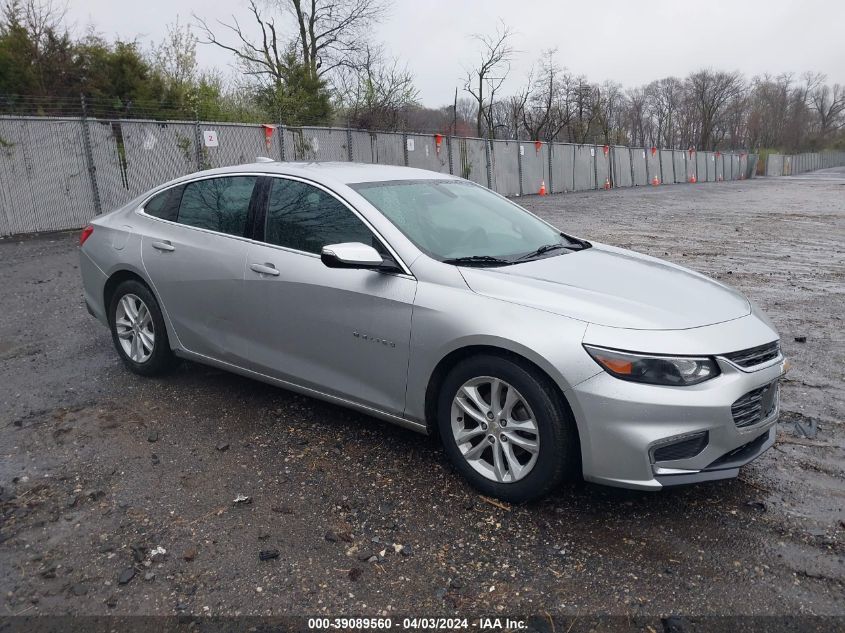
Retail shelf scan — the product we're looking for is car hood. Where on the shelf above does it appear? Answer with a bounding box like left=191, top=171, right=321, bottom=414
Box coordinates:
left=458, top=243, right=751, bottom=330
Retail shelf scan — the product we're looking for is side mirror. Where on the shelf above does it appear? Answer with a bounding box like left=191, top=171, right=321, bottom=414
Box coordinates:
left=321, top=242, right=386, bottom=270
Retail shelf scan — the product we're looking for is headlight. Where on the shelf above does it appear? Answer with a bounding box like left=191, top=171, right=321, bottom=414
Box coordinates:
left=583, top=345, right=720, bottom=386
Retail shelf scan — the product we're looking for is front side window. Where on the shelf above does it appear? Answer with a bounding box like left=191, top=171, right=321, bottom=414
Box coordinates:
left=176, top=176, right=257, bottom=237
left=353, top=180, right=581, bottom=264
left=264, top=178, right=377, bottom=254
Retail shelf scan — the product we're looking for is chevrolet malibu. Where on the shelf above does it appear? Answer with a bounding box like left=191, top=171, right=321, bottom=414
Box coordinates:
left=79, top=162, right=786, bottom=501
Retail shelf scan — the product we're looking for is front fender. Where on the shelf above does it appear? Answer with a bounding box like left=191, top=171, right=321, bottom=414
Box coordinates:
left=405, top=280, right=598, bottom=425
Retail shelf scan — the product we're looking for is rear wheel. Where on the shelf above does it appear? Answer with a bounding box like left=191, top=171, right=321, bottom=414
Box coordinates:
left=437, top=355, right=579, bottom=502
left=108, top=280, right=175, bottom=376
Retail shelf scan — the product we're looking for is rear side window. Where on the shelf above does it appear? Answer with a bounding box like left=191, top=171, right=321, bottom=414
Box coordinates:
left=264, top=178, right=376, bottom=254
left=177, top=176, right=257, bottom=237
left=143, top=186, right=182, bottom=221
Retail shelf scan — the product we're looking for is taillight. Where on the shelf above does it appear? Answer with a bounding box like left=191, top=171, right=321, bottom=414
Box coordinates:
left=79, top=225, right=94, bottom=246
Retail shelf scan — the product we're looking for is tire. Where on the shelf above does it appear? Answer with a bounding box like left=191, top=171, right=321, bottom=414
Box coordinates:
left=437, top=354, right=579, bottom=503
left=108, top=279, right=176, bottom=376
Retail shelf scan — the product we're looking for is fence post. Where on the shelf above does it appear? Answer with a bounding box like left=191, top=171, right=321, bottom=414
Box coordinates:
left=629, top=147, right=635, bottom=186
left=79, top=94, right=103, bottom=215
left=277, top=123, right=286, bottom=161
left=657, top=147, right=664, bottom=185
left=547, top=142, right=554, bottom=194
left=192, top=116, right=203, bottom=171
left=484, top=138, right=493, bottom=190
left=517, top=141, right=524, bottom=196
left=447, top=135, right=454, bottom=175
left=346, top=126, right=353, bottom=162
left=593, top=142, right=598, bottom=190
left=608, top=145, right=615, bottom=188
left=402, top=131, right=409, bottom=167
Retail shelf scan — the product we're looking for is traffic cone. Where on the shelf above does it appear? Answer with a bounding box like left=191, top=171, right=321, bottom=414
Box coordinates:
left=689, top=175, right=697, bottom=183
left=651, top=175, right=660, bottom=186
left=603, top=178, right=611, bottom=190
left=539, top=180, right=547, bottom=196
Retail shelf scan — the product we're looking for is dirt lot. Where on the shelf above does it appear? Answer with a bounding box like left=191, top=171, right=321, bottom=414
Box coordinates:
left=1, top=170, right=843, bottom=622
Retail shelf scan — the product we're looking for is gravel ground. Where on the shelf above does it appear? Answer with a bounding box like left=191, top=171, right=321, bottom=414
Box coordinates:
left=0, top=170, right=843, bottom=620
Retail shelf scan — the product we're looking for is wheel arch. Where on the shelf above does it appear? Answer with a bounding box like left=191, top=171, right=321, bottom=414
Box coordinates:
left=103, top=268, right=181, bottom=350
left=103, top=269, right=151, bottom=317
left=423, top=344, right=581, bottom=452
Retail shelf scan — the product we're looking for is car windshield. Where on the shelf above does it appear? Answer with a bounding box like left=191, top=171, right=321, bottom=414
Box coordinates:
left=352, top=179, right=584, bottom=265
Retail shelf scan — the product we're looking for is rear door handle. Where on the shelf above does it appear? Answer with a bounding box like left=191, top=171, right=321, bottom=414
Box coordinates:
left=151, top=240, right=175, bottom=252
left=250, top=263, right=280, bottom=277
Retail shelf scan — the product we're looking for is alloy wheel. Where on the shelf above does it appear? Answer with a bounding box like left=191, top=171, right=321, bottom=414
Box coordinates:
left=450, top=376, right=540, bottom=483
left=114, top=293, right=155, bottom=363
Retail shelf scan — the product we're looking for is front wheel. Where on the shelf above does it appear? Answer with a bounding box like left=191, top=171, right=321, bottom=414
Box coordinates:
left=437, top=355, right=579, bottom=502
left=108, top=279, right=176, bottom=376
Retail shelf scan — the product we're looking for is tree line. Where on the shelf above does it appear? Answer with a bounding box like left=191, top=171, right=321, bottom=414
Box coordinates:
left=1, top=0, right=842, bottom=152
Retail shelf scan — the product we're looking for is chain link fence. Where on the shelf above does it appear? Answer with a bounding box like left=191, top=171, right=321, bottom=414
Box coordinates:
left=764, top=151, right=845, bottom=176
left=0, top=115, right=764, bottom=237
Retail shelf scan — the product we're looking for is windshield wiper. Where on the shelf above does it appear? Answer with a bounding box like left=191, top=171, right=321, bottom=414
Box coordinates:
left=442, top=255, right=513, bottom=267
left=517, top=234, right=592, bottom=261
left=516, top=243, right=570, bottom=260
left=560, top=232, right=591, bottom=250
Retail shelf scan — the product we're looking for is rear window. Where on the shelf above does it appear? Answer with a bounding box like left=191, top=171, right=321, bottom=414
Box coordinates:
left=143, top=186, right=182, bottom=222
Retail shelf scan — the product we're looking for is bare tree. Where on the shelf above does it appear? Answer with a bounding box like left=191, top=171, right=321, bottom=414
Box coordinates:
left=520, top=49, right=572, bottom=142
left=623, top=87, right=648, bottom=147
left=570, top=76, right=598, bottom=143
left=653, top=77, right=683, bottom=147
left=463, top=21, right=515, bottom=138
left=195, top=1, right=290, bottom=90
left=811, top=82, right=845, bottom=139
left=11, top=0, right=66, bottom=48
left=687, top=70, right=745, bottom=150
left=279, top=0, right=389, bottom=81
left=501, top=92, right=527, bottom=140
left=595, top=80, right=624, bottom=144
left=335, top=43, right=418, bottom=129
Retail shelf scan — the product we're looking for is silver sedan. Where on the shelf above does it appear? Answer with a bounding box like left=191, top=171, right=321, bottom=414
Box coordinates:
left=79, top=162, right=787, bottom=501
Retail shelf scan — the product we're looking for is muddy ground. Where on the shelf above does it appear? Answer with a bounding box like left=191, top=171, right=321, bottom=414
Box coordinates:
left=0, top=170, right=843, bottom=620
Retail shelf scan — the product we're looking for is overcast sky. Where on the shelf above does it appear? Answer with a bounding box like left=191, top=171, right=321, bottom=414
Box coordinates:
left=65, top=0, right=845, bottom=107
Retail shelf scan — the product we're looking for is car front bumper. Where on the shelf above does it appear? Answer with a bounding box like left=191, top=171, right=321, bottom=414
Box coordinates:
left=568, top=352, right=787, bottom=490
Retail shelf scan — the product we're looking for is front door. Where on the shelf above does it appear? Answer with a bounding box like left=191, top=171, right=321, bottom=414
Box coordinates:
left=239, top=176, right=416, bottom=417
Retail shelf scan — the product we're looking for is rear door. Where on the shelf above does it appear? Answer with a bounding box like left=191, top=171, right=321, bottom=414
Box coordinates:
left=140, top=175, right=259, bottom=363
left=238, top=176, right=417, bottom=417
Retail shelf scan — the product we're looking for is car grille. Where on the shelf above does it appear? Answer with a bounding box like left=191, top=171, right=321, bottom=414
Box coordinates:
left=731, top=381, right=779, bottom=428
left=723, top=341, right=780, bottom=368
left=653, top=431, right=709, bottom=462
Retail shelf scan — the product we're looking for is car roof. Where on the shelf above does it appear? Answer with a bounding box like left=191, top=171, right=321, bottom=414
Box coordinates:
left=195, top=161, right=461, bottom=186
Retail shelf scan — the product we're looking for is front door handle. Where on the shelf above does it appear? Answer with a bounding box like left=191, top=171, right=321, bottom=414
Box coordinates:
left=151, top=240, right=175, bottom=252
left=250, top=263, right=280, bottom=277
